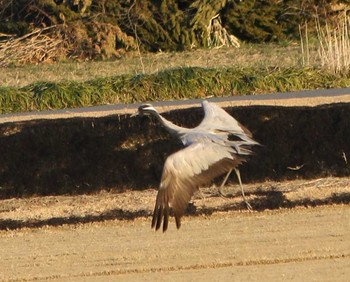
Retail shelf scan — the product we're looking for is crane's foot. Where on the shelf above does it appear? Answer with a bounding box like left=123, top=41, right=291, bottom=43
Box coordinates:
left=243, top=198, right=253, bottom=211
left=218, top=187, right=233, bottom=198
left=218, top=168, right=254, bottom=211
left=218, top=186, right=253, bottom=211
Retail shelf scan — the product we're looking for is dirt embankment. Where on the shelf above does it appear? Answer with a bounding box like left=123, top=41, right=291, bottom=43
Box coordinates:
left=0, top=101, right=350, bottom=199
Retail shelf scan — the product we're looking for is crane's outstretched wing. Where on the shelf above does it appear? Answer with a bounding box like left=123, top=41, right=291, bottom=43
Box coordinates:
left=194, top=101, right=260, bottom=155
left=152, top=142, right=243, bottom=232
left=197, top=100, right=253, bottom=138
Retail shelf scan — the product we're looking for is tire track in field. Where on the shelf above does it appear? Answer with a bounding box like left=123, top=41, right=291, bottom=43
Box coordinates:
left=5, top=253, right=350, bottom=281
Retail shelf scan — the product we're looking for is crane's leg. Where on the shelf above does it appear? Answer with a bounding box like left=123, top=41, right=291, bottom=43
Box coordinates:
left=218, top=169, right=232, bottom=198
left=218, top=168, right=253, bottom=210
left=234, top=168, right=252, bottom=211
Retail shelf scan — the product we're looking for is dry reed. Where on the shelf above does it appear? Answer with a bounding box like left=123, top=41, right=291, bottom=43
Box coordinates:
left=301, top=10, right=350, bottom=74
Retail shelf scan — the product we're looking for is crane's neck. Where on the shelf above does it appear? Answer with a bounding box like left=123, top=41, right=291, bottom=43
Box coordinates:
left=151, top=111, right=189, bottom=138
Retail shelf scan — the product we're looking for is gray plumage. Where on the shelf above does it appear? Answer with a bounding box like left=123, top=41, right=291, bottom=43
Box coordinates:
left=133, top=101, right=259, bottom=232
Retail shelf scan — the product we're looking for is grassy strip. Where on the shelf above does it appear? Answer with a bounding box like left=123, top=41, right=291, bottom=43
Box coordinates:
left=0, top=66, right=349, bottom=114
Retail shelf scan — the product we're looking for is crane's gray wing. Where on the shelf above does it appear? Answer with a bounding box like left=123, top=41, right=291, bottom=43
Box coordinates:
left=197, top=100, right=253, bottom=137
left=151, top=142, right=243, bottom=232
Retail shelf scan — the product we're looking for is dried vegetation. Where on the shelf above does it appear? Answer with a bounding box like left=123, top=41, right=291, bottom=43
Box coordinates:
left=300, top=8, right=350, bottom=74
left=0, top=0, right=337, bottom=65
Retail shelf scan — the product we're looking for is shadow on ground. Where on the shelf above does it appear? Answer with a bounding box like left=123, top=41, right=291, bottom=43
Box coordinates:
left=0, top=102, right=350, bottom=199
left=1, top=191, right=349, bottom=231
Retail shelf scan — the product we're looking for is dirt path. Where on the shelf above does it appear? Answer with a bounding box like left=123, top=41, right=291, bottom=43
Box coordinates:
left=0, top=205, right=349, bottom=281
left=0, top=177, right=349, bottom=281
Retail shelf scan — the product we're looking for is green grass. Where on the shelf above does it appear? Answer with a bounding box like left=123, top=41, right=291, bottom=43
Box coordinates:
left=1, top=66, right=349, bottom=114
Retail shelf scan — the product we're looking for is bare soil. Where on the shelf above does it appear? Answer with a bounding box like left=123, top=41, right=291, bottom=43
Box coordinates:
left=0, top=177, right=349, bottom=281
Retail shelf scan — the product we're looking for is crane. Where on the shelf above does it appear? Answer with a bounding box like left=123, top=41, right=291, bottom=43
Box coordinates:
left=132, top=101, right=259, bottom=232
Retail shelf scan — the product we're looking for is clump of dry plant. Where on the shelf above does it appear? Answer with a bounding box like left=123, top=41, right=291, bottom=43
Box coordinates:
left=207, top=14, right=240, bottom=48
left=315, top=11, right=350, bottom=74
left=0, top=26, right=67, bottom=67
left=0, top=21, right=137, bottom=67
left=300, top=10, right=350, bottom=74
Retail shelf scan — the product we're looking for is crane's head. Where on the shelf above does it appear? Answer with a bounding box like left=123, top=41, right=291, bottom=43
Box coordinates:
left=131, top=103, right=158, bottom=117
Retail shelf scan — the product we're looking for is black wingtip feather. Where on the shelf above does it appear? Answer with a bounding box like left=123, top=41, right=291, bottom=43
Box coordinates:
left=163, top=207, right=169, bottom=232
left=152, top=201, right=180, bottom=232
left=155, top=206, right=163, bottom=231
left=175, top=216, right=181, bottom=229
left=151, top=205, right=158, bottom=229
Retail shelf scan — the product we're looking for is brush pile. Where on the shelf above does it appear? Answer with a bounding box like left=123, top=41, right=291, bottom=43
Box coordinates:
left=0, top=0, right=343, bottom=65
left=0, top=26, right=66, bottom=67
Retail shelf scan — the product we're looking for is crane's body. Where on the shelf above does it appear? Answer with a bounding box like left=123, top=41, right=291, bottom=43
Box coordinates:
left=133, top=101, right=259, bottom=232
